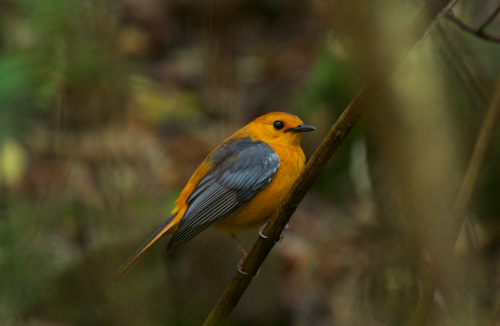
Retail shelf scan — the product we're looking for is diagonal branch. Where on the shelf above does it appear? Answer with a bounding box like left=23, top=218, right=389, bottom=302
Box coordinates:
left=202, top=1, right=455, bottom=325
left=406, top=73, right=500, bottom=326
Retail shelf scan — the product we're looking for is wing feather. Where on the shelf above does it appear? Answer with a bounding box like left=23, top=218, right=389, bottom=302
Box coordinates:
left=186, top=174, right=217, bottom=203
left=168, top=186, right=238, bottom=250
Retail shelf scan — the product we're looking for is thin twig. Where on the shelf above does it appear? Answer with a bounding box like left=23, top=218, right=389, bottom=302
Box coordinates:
left=478, top=4, right=500, bottom=32
left=446, top=11, right=500, bottom=44
left=435, top=25, right=490, bottom=108
left=202, top=1, right=454, bottom=325
left=406, top=75, right=500, bottom=326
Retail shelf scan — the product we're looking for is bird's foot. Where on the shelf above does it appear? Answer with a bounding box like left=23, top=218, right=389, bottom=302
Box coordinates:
left=237, top=253, right=261, bottom=278
left=259, top=223, right=289, bottom=243
left=231, top=233, right=260, bottom=278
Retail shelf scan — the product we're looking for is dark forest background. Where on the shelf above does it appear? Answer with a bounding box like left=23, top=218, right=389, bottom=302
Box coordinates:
left=1, top=0, right=500, bottom=325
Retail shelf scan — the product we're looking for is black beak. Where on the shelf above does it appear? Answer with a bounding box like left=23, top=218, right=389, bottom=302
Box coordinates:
left=285, top=124, right=316, bottom=133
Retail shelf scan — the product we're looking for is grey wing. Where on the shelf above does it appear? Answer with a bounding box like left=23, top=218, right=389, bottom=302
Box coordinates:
left=167, top=139, right=280, bottom=251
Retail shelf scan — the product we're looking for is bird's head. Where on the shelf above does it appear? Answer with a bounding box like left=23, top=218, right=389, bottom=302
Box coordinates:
left=245, top=112, right=315, bottom=147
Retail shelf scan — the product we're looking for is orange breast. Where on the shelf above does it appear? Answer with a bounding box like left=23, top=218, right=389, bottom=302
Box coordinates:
left=214, top=143, right=305, bottom=233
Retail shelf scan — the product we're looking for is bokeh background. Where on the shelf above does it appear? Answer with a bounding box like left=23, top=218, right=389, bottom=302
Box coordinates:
left=1, top=0, right=500, bottom=325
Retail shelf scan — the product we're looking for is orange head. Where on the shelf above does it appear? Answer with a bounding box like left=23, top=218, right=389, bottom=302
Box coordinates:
left=244, top=112, right=315, bottom=147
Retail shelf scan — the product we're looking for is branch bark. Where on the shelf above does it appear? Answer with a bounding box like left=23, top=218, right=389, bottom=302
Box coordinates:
left=406, top=73, right=500, bottom=326
left=203, top=1, right=454, bottom=325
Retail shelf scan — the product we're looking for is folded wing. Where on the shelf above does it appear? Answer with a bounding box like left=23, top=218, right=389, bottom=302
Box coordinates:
left=167, top=137, right=280, bottom=251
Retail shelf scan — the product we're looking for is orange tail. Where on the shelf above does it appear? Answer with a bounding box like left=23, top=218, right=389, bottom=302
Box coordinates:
left=112, top=214, right=177, bottom=283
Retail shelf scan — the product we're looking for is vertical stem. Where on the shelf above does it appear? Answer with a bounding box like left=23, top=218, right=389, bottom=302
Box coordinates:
left=407, top=75, right=500, bottom=326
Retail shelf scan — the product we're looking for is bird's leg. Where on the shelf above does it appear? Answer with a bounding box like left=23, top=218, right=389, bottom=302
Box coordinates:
left=230, top=233, right=260, bottom=278
left=230, top=233, right=248, bottom=257
left=259, top=221, right=289, bottom=243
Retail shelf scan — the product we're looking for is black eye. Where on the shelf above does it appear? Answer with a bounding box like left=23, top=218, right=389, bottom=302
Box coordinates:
left=273, top=121, right=284, bottom=130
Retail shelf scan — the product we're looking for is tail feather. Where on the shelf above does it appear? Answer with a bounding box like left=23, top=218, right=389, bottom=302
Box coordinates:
left=112, top=214, right=177, bottom=283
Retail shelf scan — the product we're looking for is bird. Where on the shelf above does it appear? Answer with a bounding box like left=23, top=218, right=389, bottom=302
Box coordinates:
left=112, top=112, right=315, bottom=283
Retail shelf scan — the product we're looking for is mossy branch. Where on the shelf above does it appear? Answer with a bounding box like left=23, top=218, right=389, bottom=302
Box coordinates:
left=203, top=1, right=454, bottom=325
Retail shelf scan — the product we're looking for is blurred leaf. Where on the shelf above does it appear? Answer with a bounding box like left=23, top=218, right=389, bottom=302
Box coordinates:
left=0, top=138, right=28, bottom=186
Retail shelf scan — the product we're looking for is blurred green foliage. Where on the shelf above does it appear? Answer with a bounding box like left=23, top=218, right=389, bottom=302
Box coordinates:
left=0, top=54, right=40, bottom=142
left=294, top=47, right=362, bottom=200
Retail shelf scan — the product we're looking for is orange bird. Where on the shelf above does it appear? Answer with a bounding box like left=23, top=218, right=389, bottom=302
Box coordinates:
left=113, top=112, right=315, bottom=282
